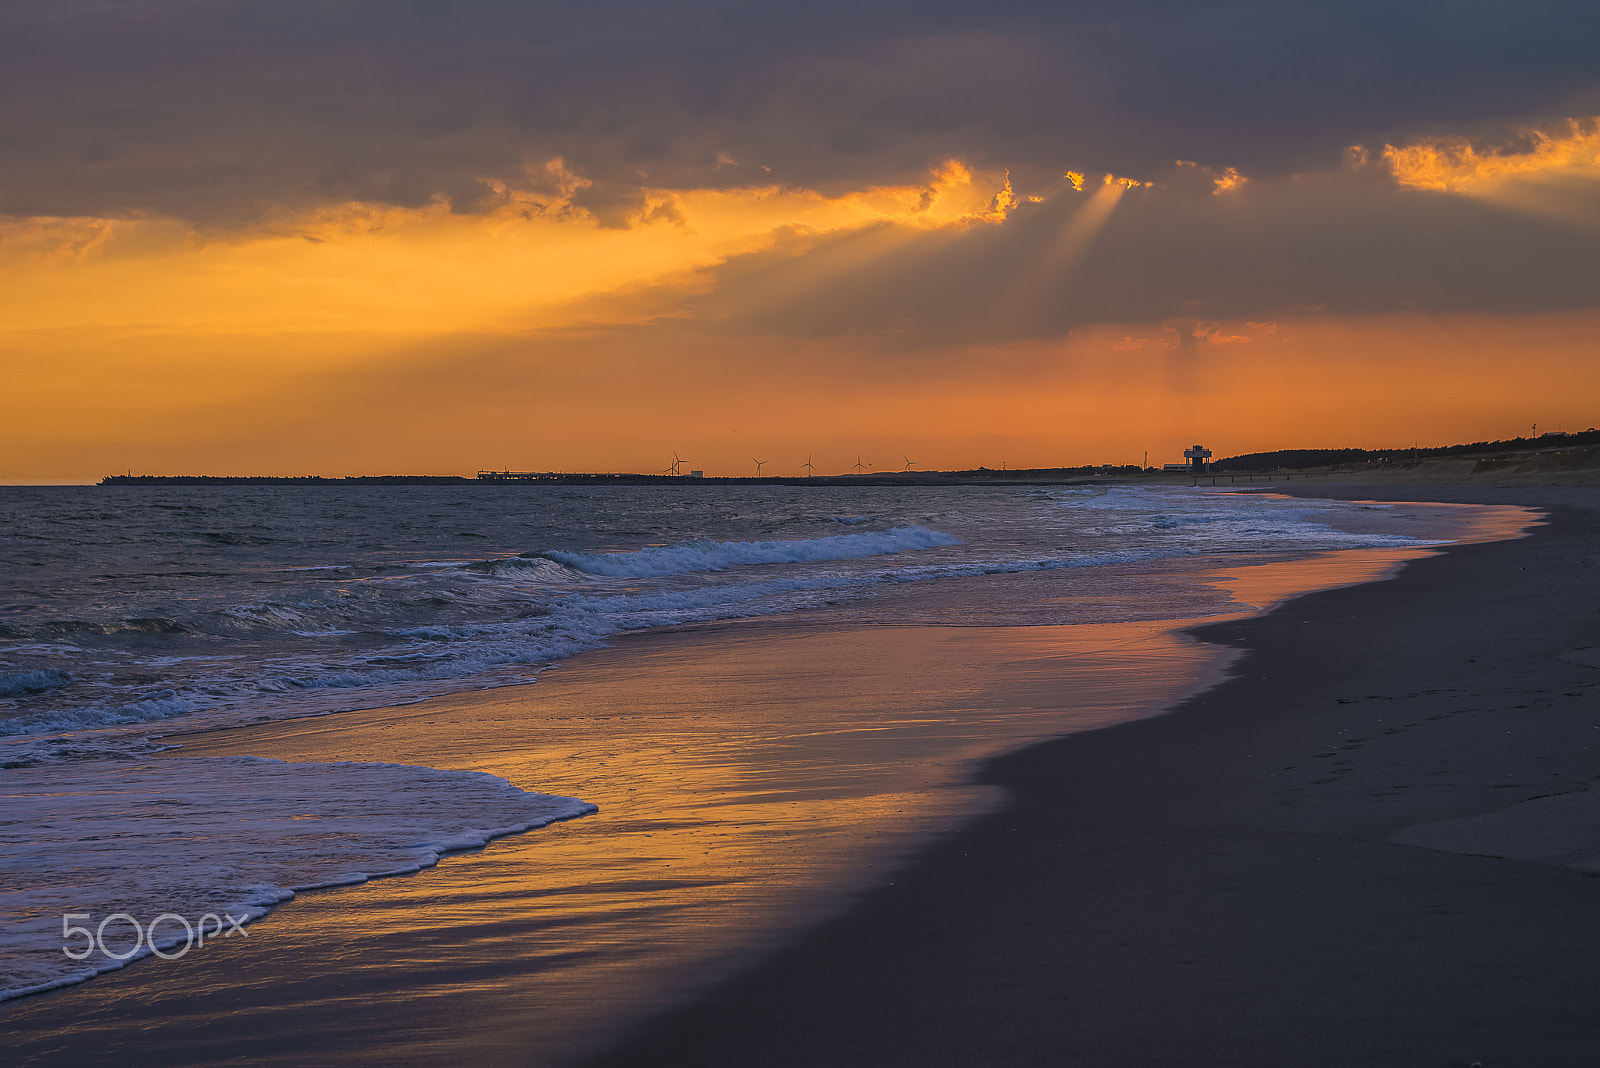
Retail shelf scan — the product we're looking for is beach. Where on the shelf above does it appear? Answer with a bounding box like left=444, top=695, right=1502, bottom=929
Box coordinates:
left=2, top=482, right=1593, bottom=1065
left=591, top=482, right=1600, bottom=1067
left=12, top=3, right=1600, bottom=1062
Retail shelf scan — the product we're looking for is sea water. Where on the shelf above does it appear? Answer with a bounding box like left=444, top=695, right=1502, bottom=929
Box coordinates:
left=0, top=482, right=1463, bottom=1001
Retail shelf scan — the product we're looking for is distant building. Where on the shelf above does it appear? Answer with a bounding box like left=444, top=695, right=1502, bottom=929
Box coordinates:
left=688, top=470, right=705, bottom=478
left=1183, top=444, right=1212, bottom=472
left=1162, top=463, right=1191, bottom=472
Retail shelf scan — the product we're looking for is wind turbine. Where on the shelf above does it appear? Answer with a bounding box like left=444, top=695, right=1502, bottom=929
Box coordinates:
left=752, top=457, right=768, bottom=476
left=670, top=451, right=689, bottom=477
left=801, top=453, right=816, bottom=477
left=902, top=453, right=916, bottom=472
left=852, top=454, right=871, bottom=475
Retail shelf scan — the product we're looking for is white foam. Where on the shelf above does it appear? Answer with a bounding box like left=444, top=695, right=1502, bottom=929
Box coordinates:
left=0, top=755, right=595, bottom=1002
left=0, top=669, right=73, bottom=697
left=0, top=690, right=198, bottom=744
left=540, top=525, right=961, bottom=577
left=1051, top=486, right=1450, bottom=552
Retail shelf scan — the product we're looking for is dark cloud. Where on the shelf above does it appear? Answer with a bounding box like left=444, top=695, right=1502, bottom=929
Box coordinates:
left=688, top=175, right=1600, bottom=339
left=4, top=0, right=1599, bottom=222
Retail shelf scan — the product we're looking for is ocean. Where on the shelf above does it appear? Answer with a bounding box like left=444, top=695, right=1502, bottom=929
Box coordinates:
left=0, top=482, right=1497, bottom=1013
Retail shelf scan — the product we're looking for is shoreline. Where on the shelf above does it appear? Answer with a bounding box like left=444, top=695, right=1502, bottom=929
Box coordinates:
left=0, top=487, right=1568, bottom=1065
left=0, top=619, right=1246, bottom=1066
left=588, top=482, right=1600, bottom=1067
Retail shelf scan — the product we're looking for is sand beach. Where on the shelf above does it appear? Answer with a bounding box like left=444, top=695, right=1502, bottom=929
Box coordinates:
left=2, top=483, right=1594, bottom=1066
left=12, top=3, right=1600, bottom=1062
left=591, top=482, right=1600, bottom=1067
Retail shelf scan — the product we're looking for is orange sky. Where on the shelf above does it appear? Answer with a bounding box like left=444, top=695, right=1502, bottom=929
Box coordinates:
left=5, top=126, right=1598, bottom=480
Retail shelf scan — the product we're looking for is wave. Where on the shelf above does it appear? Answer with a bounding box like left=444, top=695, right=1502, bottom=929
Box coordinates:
left=1052, top=487, right=1451, bottom=552
left=0, top=618, right=188, bottom=641
left=0, top=756, right=595, bottom=1002
left=1, top=490, right=1456, bottom=765
left=0, top=690, right=197, bottom=746
left=0, top=506, right=1444, bottom=756
left=539, top=525, right=960, bottom=577
left=0, top=669, right=73, bottom=697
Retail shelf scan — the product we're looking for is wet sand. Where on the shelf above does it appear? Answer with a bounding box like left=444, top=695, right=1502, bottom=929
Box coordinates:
left=0, top=617, right=1237, bottom=1066
left=590, top=484, right=1600, bottom=1067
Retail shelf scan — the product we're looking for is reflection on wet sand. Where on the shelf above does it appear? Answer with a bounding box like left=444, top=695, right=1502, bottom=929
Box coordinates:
left=160, top=619, right=1230, bottom=1066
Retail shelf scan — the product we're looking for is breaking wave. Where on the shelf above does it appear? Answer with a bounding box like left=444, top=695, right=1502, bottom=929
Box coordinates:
left=538, top=526, right=961, bottom=577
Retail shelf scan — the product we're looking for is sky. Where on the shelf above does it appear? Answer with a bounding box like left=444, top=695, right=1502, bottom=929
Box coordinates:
left=5, top=0, right=1600, bottom=479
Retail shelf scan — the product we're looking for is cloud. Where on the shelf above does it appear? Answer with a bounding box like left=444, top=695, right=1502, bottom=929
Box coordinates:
left=8, top=2, right=1600, bottom=479
left=1178, top=161, right=1248, bottom=195
left=679, top=156, right=1600, bottom=344
left=1380, top=116, right=1600, bottom=230
left=4, top=1, right=1599, bottom=224
left=1383, top=118, right=1600, bottom=192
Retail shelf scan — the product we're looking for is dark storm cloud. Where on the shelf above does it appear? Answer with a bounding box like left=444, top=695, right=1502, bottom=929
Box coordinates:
left=688, top=175, right=1600, bottom=339
left=4, top=0, right=1599, bottom=222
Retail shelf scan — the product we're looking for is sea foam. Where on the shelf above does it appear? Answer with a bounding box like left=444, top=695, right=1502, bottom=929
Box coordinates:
left=0, top=756, right=595, bottom=1002
left=538, top=525, right=961, bottom=577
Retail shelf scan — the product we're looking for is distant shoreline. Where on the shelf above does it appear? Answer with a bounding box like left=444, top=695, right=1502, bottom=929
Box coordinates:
left=94, top=470, right=1155, bottom=487
left=83, top=436, right=1600, bottom=488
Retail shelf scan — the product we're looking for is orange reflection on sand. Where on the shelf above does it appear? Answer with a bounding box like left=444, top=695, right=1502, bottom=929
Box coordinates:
left=160, top=620, right=1231, bottom=1063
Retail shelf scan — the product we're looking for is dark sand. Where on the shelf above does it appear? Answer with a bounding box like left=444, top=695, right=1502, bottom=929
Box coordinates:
left=588, top=484, right=1600, bottom=1068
